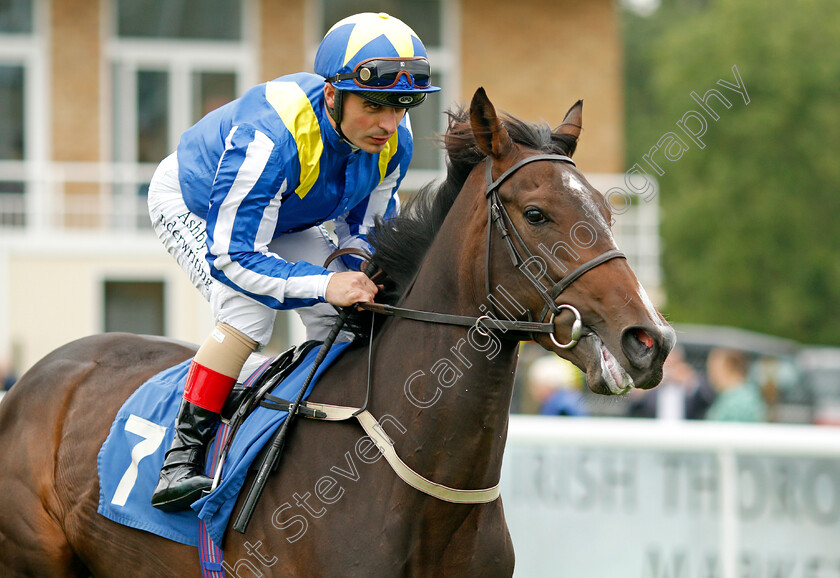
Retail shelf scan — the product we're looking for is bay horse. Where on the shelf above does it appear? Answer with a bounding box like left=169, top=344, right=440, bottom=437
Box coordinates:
left=0, top=88, right=674, bottom=577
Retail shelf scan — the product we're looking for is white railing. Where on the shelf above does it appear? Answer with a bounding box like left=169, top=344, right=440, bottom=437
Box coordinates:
left=0, top=162, right=664, bottom=296
left=502, top=415, right=840, bottom=578
left=0, top=160, right=157, bottom=233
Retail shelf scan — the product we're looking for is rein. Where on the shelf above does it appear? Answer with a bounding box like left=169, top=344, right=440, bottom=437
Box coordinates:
left=235, top=154, right=627, bottom=513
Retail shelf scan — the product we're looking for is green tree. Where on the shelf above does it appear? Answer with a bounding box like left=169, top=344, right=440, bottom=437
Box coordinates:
left=623, top=0, right=840, bottom=345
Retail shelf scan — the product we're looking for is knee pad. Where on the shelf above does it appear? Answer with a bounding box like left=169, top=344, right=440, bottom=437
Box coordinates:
left=193, top=322, right=258, bottom=379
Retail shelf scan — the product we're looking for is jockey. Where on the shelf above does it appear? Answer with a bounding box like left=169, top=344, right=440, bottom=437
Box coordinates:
left=147, top=12, right=440, bottom=512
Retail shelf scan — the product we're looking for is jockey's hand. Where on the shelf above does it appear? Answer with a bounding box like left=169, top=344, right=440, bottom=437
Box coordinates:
left=325, top=271, right=380, bottom=307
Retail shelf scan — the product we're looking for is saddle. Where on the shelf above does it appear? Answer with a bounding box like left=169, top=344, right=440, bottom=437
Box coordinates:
left=220, top=340, right=321, bottom=423
left=212, top=339, right=323, bottom=485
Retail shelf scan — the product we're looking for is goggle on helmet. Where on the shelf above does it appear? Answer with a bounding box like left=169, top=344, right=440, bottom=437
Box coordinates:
left=315, top=12, right=441, bottom=120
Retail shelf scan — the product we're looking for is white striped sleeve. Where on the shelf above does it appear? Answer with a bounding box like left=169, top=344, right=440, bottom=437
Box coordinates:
left=209, top=129, right=275, bottom=258
left=254, top=179, right=287, bottom=249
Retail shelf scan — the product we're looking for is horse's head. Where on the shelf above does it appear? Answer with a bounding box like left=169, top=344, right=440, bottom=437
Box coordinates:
left=467, top=88, right=675, bottom=394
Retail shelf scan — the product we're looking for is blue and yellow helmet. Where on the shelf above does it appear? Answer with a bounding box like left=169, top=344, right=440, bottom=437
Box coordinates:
left=315, top=12, right=441, bottom=113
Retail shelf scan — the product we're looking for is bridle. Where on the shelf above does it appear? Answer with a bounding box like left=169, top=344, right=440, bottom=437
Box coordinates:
left=483, top=153, right=625, bottom=347
left=252, top=151, right=630, bottom=512
left=360, top=152, right=625, bottom=349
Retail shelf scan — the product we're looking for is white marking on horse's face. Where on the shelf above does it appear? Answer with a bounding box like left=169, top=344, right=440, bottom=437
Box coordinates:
left=635, top=279, right=672, bottom=335
left=561, top=170, right=616, bottom=244
left=562, top=171, right=590, bottom=198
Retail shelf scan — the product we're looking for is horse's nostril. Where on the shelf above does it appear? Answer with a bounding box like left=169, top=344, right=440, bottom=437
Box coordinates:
left=634, top=328, right=655, bottom=349
left=621, top=325, right=660, bottom=369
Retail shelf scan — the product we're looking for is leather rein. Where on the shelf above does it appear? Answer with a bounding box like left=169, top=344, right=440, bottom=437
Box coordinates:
left=304, top=155, right=626, bottom=505
left=360, top=153, right=626, bottom=350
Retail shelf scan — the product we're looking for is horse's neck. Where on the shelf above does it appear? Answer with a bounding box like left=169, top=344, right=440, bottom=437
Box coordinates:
left=369, top=211, right=520, bottom=491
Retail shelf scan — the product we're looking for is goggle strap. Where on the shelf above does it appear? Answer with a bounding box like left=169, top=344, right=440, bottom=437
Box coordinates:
left=325, top=73, right=357, bottom=83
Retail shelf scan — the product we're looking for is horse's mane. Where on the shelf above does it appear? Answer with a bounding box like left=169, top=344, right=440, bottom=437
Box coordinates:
left=346, top=106, right=577, bottom=339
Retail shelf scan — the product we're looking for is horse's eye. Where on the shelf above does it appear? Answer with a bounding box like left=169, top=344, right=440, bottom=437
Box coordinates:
left=524, top=208, right=547, bottom=224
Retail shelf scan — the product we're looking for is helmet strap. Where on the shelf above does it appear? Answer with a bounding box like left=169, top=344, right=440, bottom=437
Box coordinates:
left=326, top=85, right=343, bottom=124
left=325, top=87, right=358, bottom=151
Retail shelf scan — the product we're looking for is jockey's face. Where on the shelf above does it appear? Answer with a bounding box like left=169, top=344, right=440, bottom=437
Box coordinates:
left=325, top=85, right=406, bottom=153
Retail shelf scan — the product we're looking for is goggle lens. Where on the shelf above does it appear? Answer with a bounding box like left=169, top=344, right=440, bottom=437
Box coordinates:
left=354, top=58, right=431, bottom=89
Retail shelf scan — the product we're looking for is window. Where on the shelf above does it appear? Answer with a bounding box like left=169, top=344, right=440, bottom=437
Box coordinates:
left=103, top=280, right=165, bottom=335
left=0, top=0, right=33, bottom=34
left=192, top=71, right=237, bottom=124
left=318, top=0, right=453, bottom=180
left=0, top=65, right=24, bottom=225
left=111, top=3, right=250, bottom=164
left=116, top=0, right=242, bottom=40
left=319, top=0, right=440, bottom=51
left=109, top=0, right=254, bottom=229
left=0, top=0, right=38, bottom=228
left=136, top=70, right=169, bottom=163
left=0, top=65, right=24, bottom=164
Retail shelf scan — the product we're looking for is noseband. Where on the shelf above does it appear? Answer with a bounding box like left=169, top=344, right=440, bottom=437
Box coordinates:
left=360, top=152, right=625, bottom=349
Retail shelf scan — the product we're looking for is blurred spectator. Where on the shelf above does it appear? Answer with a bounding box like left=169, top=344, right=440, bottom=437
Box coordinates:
left=628, top=346, right=714, bottom=420
left=751, top=356, right=799, bottom=422
left=527, top=356, right=588, bottom=416
left=705, top=347, right=766, bottom=422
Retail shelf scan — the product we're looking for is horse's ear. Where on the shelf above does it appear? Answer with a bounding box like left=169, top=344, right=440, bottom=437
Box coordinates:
left=554, top=100, right=583, bottom=157
left=470, top=87, right=514, bottom=159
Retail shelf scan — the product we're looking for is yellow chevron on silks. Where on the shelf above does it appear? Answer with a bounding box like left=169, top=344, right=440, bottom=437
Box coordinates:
left=265, top=81, right=322, bottom=199
left=378, top=131, right=399, bottom=182
left=336, top=13, right=418, bottom=66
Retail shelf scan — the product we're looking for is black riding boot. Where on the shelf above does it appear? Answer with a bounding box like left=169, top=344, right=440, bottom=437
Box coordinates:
left=151, top=400, right=219, bottom=512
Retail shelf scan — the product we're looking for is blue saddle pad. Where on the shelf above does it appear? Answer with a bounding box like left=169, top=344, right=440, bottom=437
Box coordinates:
left=97, top=341, right=351, bottom=547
